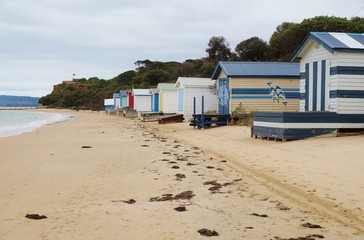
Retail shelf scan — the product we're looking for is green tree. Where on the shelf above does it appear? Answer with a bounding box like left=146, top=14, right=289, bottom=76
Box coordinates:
left=206, top=36, right=232, bottom=62
left=235, top=37, right=268, bottom=61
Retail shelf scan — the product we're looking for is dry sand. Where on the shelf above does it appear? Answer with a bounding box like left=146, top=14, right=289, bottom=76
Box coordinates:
left=0, top=109, right=363, bottom=239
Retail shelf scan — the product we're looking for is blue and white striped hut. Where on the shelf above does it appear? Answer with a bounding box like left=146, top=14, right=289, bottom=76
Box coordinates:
left=291, top=32, right=364, bottom=114
left=253, top=32, right=364, bottom=140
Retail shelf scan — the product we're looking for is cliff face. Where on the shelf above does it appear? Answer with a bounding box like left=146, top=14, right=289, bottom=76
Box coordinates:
left=52, top=81, right=91, bottom=94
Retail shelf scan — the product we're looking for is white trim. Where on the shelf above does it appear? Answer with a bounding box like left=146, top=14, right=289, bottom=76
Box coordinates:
left=254, top=121, right=364, bottom=129
left=330, top=33, right=364, bottom=49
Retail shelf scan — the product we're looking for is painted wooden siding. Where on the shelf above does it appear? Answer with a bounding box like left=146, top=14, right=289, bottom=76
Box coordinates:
left=229, top=77, right=299, bottom=113
left=183, top=88, right=216, bottom=118
left=300, top=44, right=364, bottom=114
left=121, top=96, right=127, bottom=108
left=299, top=44, right=331, bottom=112
left=162, top=90, right=178, bottom=113
left=159, top=92, right=164, bottom=112
left=134, top=95, right=152, bottom=112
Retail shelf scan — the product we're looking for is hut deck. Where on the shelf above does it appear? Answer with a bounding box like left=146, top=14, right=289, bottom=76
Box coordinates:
left=190, top=114, right=231, bottom=129
left=138, top=112, right=161, bottom=122
left=158, top=114, right=184, bottom=124
left=253, top=112, right=364, bottom=141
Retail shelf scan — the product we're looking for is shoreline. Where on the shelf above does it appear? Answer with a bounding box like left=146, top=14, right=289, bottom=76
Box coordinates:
left=0, top=110, right=363, bottom=239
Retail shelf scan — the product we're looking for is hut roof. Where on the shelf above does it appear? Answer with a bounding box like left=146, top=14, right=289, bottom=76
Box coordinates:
left=291, top=32, right=364, bottom=61
left=157, top=83, right=176, bottom=91
left=132, top=89, right=151, bottom=96
left=175, top=77, right=214, bottom=88
left=211, top=61, right=300, bottom=80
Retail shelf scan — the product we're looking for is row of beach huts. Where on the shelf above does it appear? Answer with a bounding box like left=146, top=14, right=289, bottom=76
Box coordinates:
left=105, top=32, right=364, bottom=141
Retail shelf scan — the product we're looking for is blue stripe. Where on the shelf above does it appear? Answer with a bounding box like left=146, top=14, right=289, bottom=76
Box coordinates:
left=300, top=72, right=306, bottom=79
left=232, top=96, right=272, bottom=99
left=312, top=62, right=318, bottom=111
left=232, top=92, right=300, bottom=99
left=300, top=93, right=305, bottom=100
left=330, top=66, right=364, bottom=75
left=232, top=88, right=299, bottom=95
left=330, top=90, right=364, bottom=98
left=321, top=60, right=326, bottom=111
left=305, top=63, right=309, bottom=111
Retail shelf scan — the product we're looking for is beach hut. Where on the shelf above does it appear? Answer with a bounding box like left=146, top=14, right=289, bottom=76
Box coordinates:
left=132, top=89, right=152, bottom=112
left=157, top=83, right=178, bottom=113
left=253, top=32, right=364, bottom=140
left=113, top=93, right=120, bottom=109
left=211, top=61, right=300, bottom=115
left=127, top=90, right=134, bottom=109
left=149, top=89, right=159, bottom=112
left=175, top=77, right=216, bottom=118
left=120, top=90, right=127, bottom=108
left=104, top=98, right=115, bottom=111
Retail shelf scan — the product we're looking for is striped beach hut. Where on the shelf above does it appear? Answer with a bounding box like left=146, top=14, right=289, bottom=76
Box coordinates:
left=253, top=32, right=364, bottom=140
left=175, top=77, right=216, bottom=118
left=157, top=83, right=178, bottom=113
left=211, top=61, right=300, bottom=114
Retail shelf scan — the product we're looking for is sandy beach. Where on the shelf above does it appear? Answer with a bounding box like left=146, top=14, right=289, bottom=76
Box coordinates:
left=0, top=110, right=363, bottom=239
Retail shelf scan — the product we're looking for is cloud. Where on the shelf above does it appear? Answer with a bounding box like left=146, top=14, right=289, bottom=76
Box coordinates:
left=0, top=0, right=363, bottom=97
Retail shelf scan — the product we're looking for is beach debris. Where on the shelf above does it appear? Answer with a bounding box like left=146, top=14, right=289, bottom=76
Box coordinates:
left=197, top=228, right=219, bottom=237
left=160, top=159, right=169, bottom=162
left=174, top=206, right=187, bottom=212
left=150, top=191, right=195, bottom=202
left=81, top=146, right=92, bottom=148
left=123, top=199, right=136, bottom=204
left=25, top=214, right=47, bottom=220
left=171, top=166, right=180, bottom=169
left=169, top=161, right=177, bottom=164
left=273, top=234, right=324, bottom=240
left=141, top=144, right=149, bottom=147
left=302, top=222, right=323, bottom=229
left=175, top=173, right=186, bottom=180
left=206, top=166, right=215, bottom=169
left=203, top=180, right=232, bottom=193
left=186, top=162, right=196, bottom=166
left=162, top=152, right=171, bottom=155
left=220, top=160, right=227, bottom=163
left=251, top=213, right=269, bottom=218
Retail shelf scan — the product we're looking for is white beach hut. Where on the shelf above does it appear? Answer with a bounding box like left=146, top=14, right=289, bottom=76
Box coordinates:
left=132, top=89, right=152, bottom=112
left=157, top=83, right=178, bottom=114
left=175, top=77, right=216, bottom=118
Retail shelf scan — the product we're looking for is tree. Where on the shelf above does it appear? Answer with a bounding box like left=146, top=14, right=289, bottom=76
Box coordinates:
left=206, top=36, right=232, bottom=62
left=142, top=69, right=171, bottom=87
left=235, top=37, right=268, bottom=61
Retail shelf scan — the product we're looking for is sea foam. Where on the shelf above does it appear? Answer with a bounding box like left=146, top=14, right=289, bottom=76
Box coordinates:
left=0, top=111, right=71, bottom=138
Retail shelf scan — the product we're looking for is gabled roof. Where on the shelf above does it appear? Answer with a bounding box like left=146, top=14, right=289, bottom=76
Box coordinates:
left=211, top=61, right=300, bottom=80
left=120, top=90, right=127, bottom=96
left=132, top=89, right=151, bottom=96
left=113, top=93, right=120, bottom=98
left=175, top=77, right=214, bottom=88
left=157, top=83, right=176, bottom=91
left=291, top=32, right=364, bottom=61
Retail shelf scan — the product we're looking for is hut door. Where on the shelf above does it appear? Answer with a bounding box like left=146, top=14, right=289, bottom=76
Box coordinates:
left=218, top=78, right=229, bottom=114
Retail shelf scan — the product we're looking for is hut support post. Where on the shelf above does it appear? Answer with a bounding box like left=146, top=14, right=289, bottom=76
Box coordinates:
left=201, top=96, right=205, bottom=129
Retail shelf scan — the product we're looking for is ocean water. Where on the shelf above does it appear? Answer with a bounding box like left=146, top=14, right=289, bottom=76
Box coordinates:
left=0, top=110, right=71, bottom=138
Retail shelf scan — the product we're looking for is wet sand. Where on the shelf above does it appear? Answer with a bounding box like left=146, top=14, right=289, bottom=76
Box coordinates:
left=0, top=110, right=363, bottom=239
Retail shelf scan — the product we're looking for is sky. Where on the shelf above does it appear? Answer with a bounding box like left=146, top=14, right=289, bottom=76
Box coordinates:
left=0, top=0, right=363, bottom=97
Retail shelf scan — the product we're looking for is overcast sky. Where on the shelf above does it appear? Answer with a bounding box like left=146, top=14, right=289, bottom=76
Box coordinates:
left=0, top=0, right=363, bottom=97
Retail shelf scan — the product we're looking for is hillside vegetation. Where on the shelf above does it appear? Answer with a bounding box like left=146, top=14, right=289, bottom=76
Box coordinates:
left=39, top=16, right=364, bottom=110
